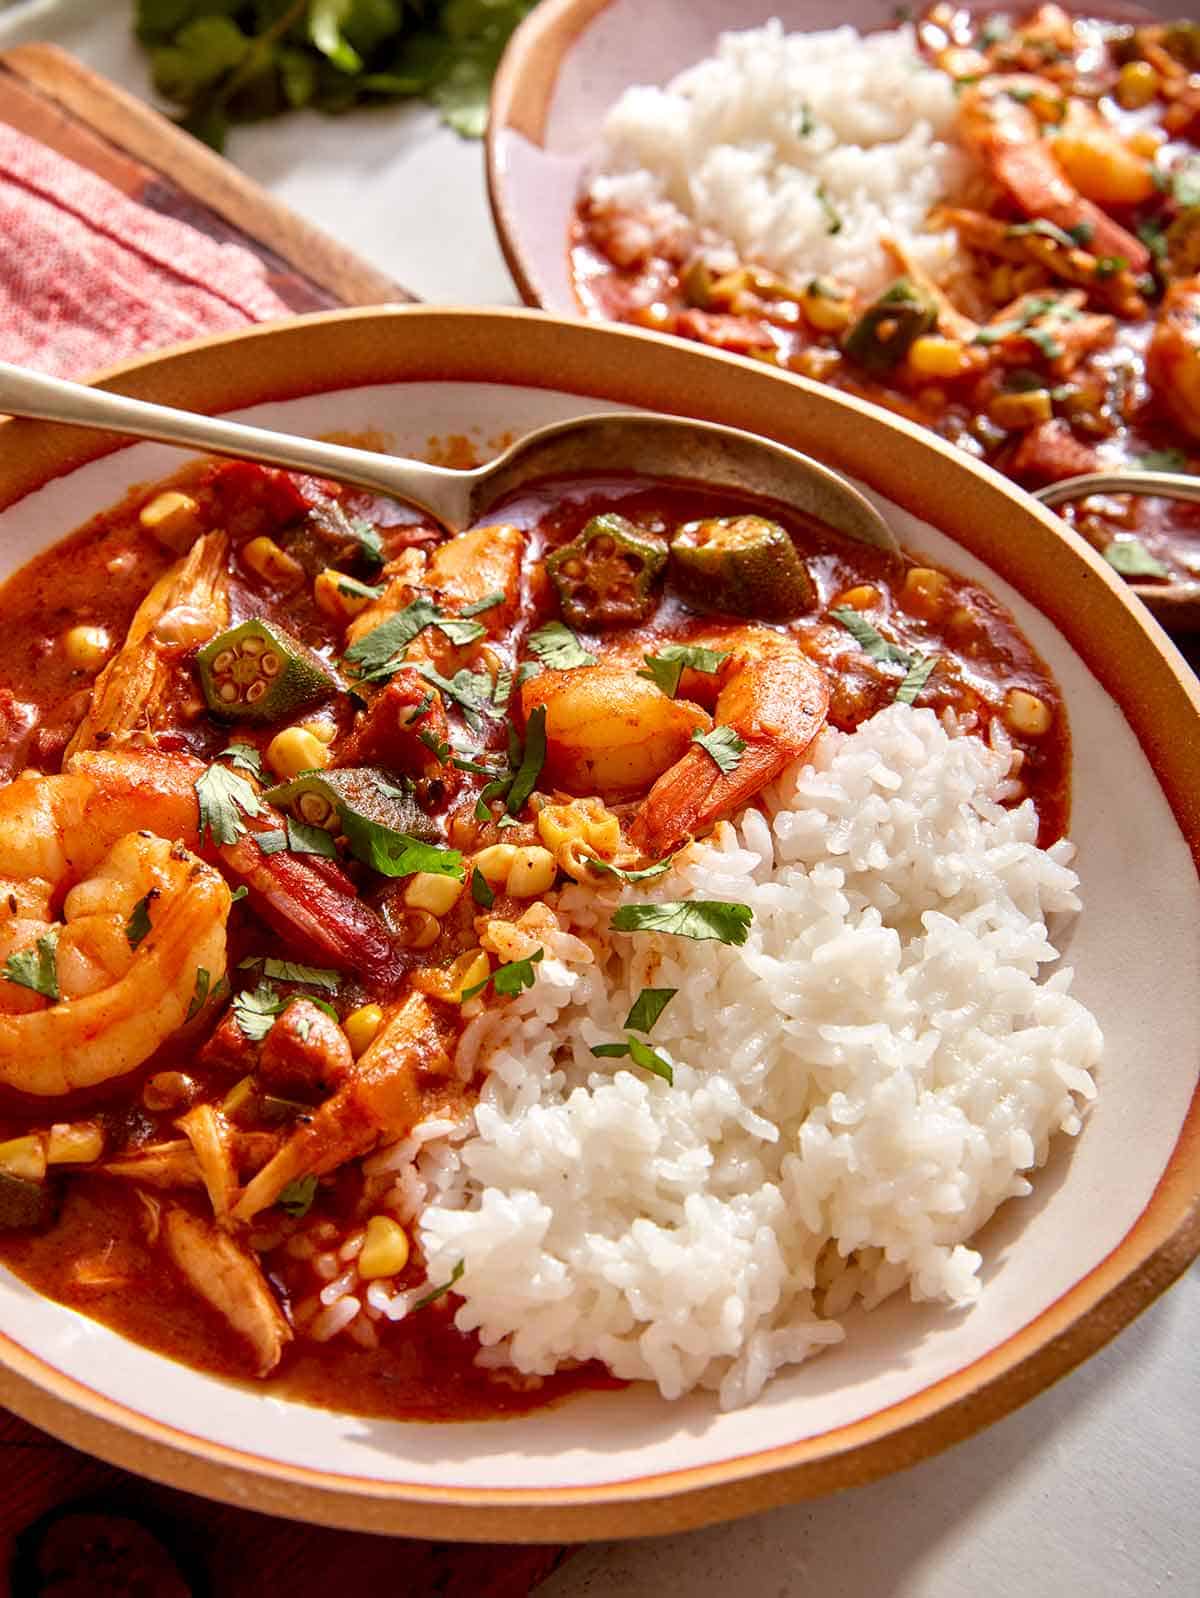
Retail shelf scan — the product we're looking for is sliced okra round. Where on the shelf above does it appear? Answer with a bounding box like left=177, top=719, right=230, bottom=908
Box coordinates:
left=197, top=618, right=336, bottom=721
left=670, top=514, right=816, bottom=620
left=546, top=513, right=668, bottom=629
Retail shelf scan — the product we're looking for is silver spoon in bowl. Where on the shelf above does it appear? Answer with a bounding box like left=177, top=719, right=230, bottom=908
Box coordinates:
left=0, top=360, right=898, bottom=554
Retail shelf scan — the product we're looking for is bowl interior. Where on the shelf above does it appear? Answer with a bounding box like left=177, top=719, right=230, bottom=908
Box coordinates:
left=0, top=338, right=1197, bottom=1533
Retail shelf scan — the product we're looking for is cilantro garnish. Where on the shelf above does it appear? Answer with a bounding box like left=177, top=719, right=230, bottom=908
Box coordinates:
left=1104, top=539, right=1170, bottom=578
left=505, top=705, right=546, bottom=816
left=335, top=573, right=384, bottom=602
left=691, top=724, right=745, bottom=774
left=278, top=1175, right=319, bottom=1220
left=1172, top=156, right=1200, bottom=210
left=470, top=867, right=495, bottom=908
left=2, top=928, right=59, bottom=1002
left=344, top=598, right=441, bottom=680
left=586, top=854, right=674, bottom=884
left=590, top=1035, right=674, bottom=1084
left=461, top=591, right=506, bottom=617
left=413, top=1258, right=465, bottom=1310
left=830, top=608, right=912, bottom=666
left=232, top=981, right=286, bottom=1041
left=816, top=184, right=842, bottom=235
left=462, top=946, right=544, bottom=1001
left=526, top=620, right=597, bottom=671
left=256, top=818, right=336, bottom=858
left=434, top=616, right=487, bottom=647
left=240, top=958, right=340, bottom=992
left=637, top=643, right=728, bottom=698
left=340, top=809, right=464, bottom=880
left=196, top=757, right=262, bottom=846
left=419, top=728, right=451, bottom=764
left=610, top=901, right=752, bottom=947
left=894, top=654, right=939, bottom=706
left=1136, top=448, right=1190, bottom=473
left=219, top=742, right=262, bottom=777
left=124, top=889, right=159, bottom=950
left=185, top=967, right=212, bottom=1022
left=414, top=664, right=495, bottom=732
left=624, top=987, right=677, bottom=1034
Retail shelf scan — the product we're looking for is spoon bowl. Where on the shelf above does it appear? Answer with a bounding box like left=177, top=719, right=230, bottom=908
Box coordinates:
left=0, top=360, right=898, bottom=554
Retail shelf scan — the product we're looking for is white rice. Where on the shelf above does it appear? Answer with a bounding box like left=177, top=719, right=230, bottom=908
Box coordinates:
left=399, top=705, right=1100, bottom=1410
left=586, top=21, right=968, bottom=296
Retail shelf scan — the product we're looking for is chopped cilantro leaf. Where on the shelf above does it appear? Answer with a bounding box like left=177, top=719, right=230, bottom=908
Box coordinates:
left=586, top=855, right=674, bottom=883
left=335, top=574, right=384, bottom=602
left=196, top=758, right=262, bottom=846
left=232, top=981, right=285, bottom=1041
left=286, top=817, right=337, bottom=857
left=470, top=867, right=495, bottom=908
left=637, top=643, right=728, bottom=698
left=414, top=664, right=495, bottom=732
left=610, top=901, right=752, bottom=946
left=830, top=608, right=912, bottom=666
left=461, top=591, right=506, bottom=618
left=624, top=987, right=677, bottom=1034
left=526, top=620, right=597, bottom=671
left=691, top=724, right=746, bottom=774
left=219, top=742, right=262, bottom=777
left=185, top=967, right=212, bottom=1021
left=1136, top=448, right=1190, bottom=473
left=404, top=691, right=434, bottom=726
left=344, top=598, right=442, bottom=680
left=419, top=728, right=451, bottom=764
left=241, top=958, right=340, bottom=992
left=1104, top=538, right=1170, bottom=578
left=278, top=1175, right=319, bottom=1219
left=894, top=654, right=939, bottom=706
left=340, top=809, right=464, bottom=880
left=2, top=928, right=59, bottom=1001
left=124, top=889, right=159, bottom=949
left=413, top=1258, right=465, bottom=1310
left=256, top=829, right=289, bottom=855
left=434, top=615, right=487, bottom=647
left=462, top=946, right=544, bottom=1001
left=505, top=705, right=546, bottom=817
left=590, top=1034, right=674, bottom=1083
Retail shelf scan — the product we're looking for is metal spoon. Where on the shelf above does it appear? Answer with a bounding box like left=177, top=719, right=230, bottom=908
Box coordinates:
left=0, top=360, right=898, bottom=553
left=1035, top=469, right=1200, bottom=513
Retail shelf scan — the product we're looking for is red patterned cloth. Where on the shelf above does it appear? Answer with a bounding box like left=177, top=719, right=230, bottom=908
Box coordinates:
left=0, top=123, right=294, bottom=378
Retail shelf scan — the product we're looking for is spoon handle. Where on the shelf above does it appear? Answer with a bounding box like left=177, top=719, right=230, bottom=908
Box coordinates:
left=1035, top=470, right=1200, bottom=509
left=0, top=360, right=471, bottom=526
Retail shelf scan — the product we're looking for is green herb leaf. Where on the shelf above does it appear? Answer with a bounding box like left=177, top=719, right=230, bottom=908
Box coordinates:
left=590, top=1042, right=632, bottom=1058
left=1135, top=448, right=1190, bottom=473
left=816, top=184, right=842, bottom=235
left=3, top=927, right=59, bottom=1002
left=627, top=1035, right=675, bottom=1084
left=462, top=946, right=544, bottom=1001
left=610, top=901, right=753, bottom=947
left=414, top=664, right=495, bottom=732
left=691, top=724, right=746, bottom=775
left=257, top=829, right=289, bottom=855
left=125, top=889, right=159, bottom=950
left=413, top=1258, right=465, bottom=1310
left=474, top=775, right=513, bottom=822
left=491, top=664, right=514, bottom=709
left=340, top=809, right=464, bottom=880
left=404, top=691, right=434, bottom=726
left=526, top=620, right=597, bottom=671
left=286, top=817, right=338, bottom=857
left=230, top=885, right=248, bottom=904
left=1094, top=255, right=1129, bottom=279
left=232, top=981, right=285, bottom=1041
left=470, top=867, right=495, bottom=908
left=308, top=0, right=362, bottom=74
left=219, top=741, right=262, bottom=777
left=1172, top=155, right=1200, bottom=210
left=1006, top=217, right=1078, bottom=251
left=505, top=705, right=546, bottom=816
left=346, top=517, right=384, bottom=569
left=185, top=966, right=212, bottom=1021
left=637, top=643, right=728, bottom=698
left=196, top=758, right=262, bottom=846
left=1104, top=538, right=1170, bottom=578
left=335, top=573, right=384, bottom=602
left=461, top=590, right=506, bottom=617
left=894, top=654, right=940, bottom=705
left=418, top=728, right=451, bottom=764
left=241, top=958, right=341, bottom=992
left=585, top=854, right=674, bottom=883
left=1136, top=220, right=1168, bottom=262
left=345, top=598, right=441, bottom=679
left=434, top=615, right=487, bottom=647
left=830, top=608, right=912, bottom=666
left=278, top=1174, right=319, bottom=1219
left=624, top=987, right=677, bottom=1034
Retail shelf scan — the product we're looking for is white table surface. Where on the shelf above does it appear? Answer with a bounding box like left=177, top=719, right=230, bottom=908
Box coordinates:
left=1, top=4, right=1197, bottom=1594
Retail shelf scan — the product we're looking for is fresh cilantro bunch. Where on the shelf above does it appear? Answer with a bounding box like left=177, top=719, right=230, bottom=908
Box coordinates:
left=134, top=0, right=536, bottom=152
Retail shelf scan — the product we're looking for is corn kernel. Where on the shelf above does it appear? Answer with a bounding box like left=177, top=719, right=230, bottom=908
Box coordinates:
left=0, top=1135, right=45, bottom=1181
left=801, top=279, right=855, bottom=333
left=62, top=624, right=111, bottom=672
left=301, top=716, right=338, bottom=745
left=404, top=870, right=465, bottom=916
left=988, top=389, right=1054, bottom=430
left=139, top=489, right=201, bottom=551
left=344, top=1003, right=384, bottom=1059
left=1004, top=688, right=1053, bottom=737
left=413, top=948, right=490, bottom=1003
left=901, top=566, right=951, bottom=622
left=908, top=335, right=971, bottom=380
left=473, top=843, right=518, bottom=885
left=505, top=845, right=557, bottom=897
left=358, top=1215, right=410, bottom=1280
left=242, top=536, right=304, bottom=587
left=314, top=567, right=374, bottom=622
left=833, top=584, right=879, bottom=611
left=1116, top=60, right=1159, bottom=110
left=1128, top=125, right=1165, bottom=159
left=390, top=908, right=440, bottom=950
left=46, top=1123, right=103, bottom=1165
left=266, top=726, right=330, bottom=782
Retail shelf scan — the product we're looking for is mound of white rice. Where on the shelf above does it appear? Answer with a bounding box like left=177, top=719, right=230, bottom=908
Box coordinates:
left=587, top=21, right=968, bottom=296
left=374, top=706, right=1100, bottom=1409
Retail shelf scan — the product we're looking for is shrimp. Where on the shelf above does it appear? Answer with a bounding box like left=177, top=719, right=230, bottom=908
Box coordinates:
left=956, top=78, right=1150, bottom=274
left=627, top=631, right=830, bottom=856
left=66, top=531, right=229, bottom=757
left=162, top=1207, right=291, bottom=1375
left=0, top=831, right=229, bottom=1096
left=1146, top=277, right=1200, bottom=443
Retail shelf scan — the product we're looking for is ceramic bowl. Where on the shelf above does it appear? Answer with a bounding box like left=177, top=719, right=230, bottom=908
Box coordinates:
left=0, top=307, right=1197, bottom=1541
left=485, top=0, right=1200, bottom=629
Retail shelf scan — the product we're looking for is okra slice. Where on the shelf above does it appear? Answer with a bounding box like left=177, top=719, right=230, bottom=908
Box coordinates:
left=545, top=513, right=668, bottom=629
left=843, top=277, right=938, bottom=376
left=670, top=515, right=815, bottom=620
left=197, top=619, right=336, bottom=721
left=0, top=1169, right=59, bottom=1231
left=263, top=765, right=436, bottom=841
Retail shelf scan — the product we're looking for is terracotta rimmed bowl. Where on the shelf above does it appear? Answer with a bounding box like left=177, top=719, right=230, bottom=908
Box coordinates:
left=0, top=307, right=1197, bottom=1542
left=485, top=0, right=1200, bottom=630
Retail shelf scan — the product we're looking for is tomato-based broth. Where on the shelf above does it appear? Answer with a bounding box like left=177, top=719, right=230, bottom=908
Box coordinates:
left=0, top=453, right=1068, bottom=1421
left=572, top=5, right=1200, bottom=585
